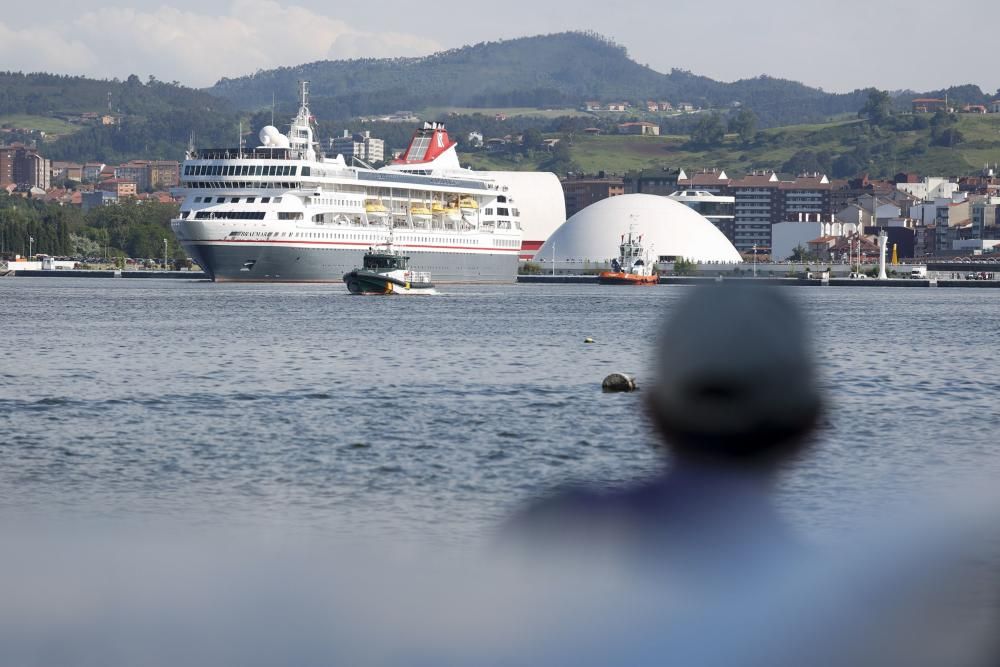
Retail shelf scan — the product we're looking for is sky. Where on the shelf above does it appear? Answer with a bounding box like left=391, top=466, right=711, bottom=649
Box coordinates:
left=3, top=0, right=998, bottom=95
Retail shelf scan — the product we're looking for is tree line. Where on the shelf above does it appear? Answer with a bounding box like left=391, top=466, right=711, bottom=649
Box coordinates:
left=0, top=192, right=183, bottom=261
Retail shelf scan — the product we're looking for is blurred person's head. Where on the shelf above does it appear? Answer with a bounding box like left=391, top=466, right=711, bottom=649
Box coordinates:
left=646, top=284, right=821, bottom=472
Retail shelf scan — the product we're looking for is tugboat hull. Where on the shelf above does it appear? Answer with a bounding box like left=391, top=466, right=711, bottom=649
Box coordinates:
left=597, top=271, right=658, bottom=285
left=343, top=270, right=436, bottom=295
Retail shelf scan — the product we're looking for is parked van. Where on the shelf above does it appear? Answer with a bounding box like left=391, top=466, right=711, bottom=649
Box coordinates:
left=910, top=266, right=928, bottom=278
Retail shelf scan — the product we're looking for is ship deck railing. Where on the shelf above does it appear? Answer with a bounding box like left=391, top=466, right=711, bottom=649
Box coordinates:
left=406, top=271, right=432, bottom=283
left=190, top=148, right=293, bottom=160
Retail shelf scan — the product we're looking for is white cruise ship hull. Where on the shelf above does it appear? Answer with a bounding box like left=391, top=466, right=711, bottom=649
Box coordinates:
left=182, top=239, right=518, bottom=283
left=172, top=217, right=521, bottom=282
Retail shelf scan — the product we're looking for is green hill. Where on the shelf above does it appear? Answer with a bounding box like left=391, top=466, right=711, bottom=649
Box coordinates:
left=208, top=32, right=870, bottom=128
left=0, top=72, right=240, bottom=164
left=0, top=72, right=229, bottom=117
left=464, top=114, right=1000, bottom=179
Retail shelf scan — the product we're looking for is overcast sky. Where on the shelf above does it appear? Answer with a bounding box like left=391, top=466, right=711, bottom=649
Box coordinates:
left=3, top=0, right=998, bottom=94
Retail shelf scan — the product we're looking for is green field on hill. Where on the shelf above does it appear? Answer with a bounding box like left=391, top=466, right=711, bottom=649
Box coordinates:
left=420, top=106, right=594, bottom=119
left=0, top=115, right=82, bottom=138
left=464, top=114, right=1000, bottom=177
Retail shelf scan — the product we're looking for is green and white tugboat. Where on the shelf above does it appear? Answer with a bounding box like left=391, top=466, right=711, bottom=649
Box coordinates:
left=343, top=234, right=436, bottom=295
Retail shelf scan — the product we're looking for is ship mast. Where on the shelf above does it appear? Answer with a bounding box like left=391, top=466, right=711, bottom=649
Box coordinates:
left=288, top=80, right=317, bottom=161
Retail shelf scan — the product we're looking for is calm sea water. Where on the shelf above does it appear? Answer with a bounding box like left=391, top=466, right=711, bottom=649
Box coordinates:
left=2, top=279, right=999, bottom=540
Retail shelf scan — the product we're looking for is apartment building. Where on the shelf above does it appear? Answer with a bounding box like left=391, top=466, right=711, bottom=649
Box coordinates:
left=677, top=169, right=731, bottom=195
left=970, top=196, right=1000, bottom=239
left=149, top=161, right=180, bottom=189
left=51, top=161, right=84, bottom=183
left=331, top=130, right=385, bottom=164
left=779, top=174, right=832, bottom=222
left=115, top=161, right=151, bottom=192
left=0, top=146, right=50, bottom=190
left=729, top=172, right=781, bottom=251
left=98, top=179, right=137, bottom=198
left=561, top=174, right=625, bottom=218
left=622, top=167, right=683, bottom=196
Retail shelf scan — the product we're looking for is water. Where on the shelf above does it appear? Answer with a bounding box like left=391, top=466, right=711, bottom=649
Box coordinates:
left=2, top=279, right=1000, bottom=541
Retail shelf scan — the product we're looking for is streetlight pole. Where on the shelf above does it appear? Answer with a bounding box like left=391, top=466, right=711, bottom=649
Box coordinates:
left=551, top=242, right=555, bottom=276
left=752, top=243, right=757, bottom=277
left=28, top=235, right=33, bottom=259
left=163, top=238, right=168, bottom=270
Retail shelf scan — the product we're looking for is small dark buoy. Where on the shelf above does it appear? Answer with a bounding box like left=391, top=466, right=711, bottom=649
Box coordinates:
left=602, top=373, right=637, bottom=393
left=584, top=337, right=595, bottom=344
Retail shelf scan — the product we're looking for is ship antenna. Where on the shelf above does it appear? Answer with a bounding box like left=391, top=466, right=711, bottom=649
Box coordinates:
left=300, top=80, right=309, bottom=115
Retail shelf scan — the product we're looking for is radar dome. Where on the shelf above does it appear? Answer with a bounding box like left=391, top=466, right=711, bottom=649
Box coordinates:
left=536, top=194, right=741, bottom=265
left=259, top=126, right=290, bottom=148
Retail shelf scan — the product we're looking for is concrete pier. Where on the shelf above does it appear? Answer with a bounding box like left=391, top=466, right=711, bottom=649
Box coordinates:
left=517, top=275, right=1000, bottom=288
left=8, top=269, right=208, bottom=280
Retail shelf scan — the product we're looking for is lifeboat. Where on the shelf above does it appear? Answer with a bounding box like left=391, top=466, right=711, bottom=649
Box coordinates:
left=410, top=204, right=432, bottom=223
left=365, top=200, right=389, bottom=224
left=459, top=197, right=479, bottom=210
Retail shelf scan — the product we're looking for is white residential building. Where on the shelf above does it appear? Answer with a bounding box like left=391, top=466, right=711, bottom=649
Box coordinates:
left=771, top=219, right=859, bottom=261
left=331, top=130, right=385, bottom=164
left=896, top=177, right=958, bottom=201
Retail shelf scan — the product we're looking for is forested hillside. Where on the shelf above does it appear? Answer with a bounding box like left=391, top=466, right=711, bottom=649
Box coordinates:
left=0, top=72, right=228, bottom=117
left=43, top=108, right=240, bottom=164
left=0, top=73, right=239, bottom=163
left=3, top=33, right=997, bottom=167
left=209, top=32, right=871, bottom=127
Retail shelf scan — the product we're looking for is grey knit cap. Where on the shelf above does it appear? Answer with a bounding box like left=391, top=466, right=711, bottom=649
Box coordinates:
left=649, top=284, right=821, bottom=443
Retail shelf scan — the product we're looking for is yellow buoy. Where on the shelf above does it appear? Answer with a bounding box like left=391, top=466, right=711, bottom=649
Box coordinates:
left=584, top=337, right=595, bottom=344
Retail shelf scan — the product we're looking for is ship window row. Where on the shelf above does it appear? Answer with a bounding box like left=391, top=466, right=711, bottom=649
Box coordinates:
left=185, top=181, right=296, bottom=189
left=221, top=230, right=515, bottom=250
left=399, top=236, right=480, bottom=246
left=280, top=232, right=378, bottom=241
left=273, top=232, right=488, bottom=246
left=195, top=211, right=266, bottom=220
left=185, top=164, right=299, bottom=177
left=403, top=237, right=477, bottom=245
left=194, top=196, right=272, bottom=204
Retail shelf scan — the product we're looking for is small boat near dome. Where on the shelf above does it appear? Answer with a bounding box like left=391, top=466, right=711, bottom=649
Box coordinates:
left=343, top=234, right=436, bottom=295
left=597, top=227, right=658, bottom=285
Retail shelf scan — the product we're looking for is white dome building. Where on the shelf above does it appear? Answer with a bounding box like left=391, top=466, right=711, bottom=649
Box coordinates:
left=535, top=194, right=742, bottom=268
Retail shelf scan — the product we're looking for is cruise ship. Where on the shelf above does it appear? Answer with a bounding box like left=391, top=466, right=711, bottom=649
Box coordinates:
left=171, top=83, right=552, bottom=283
